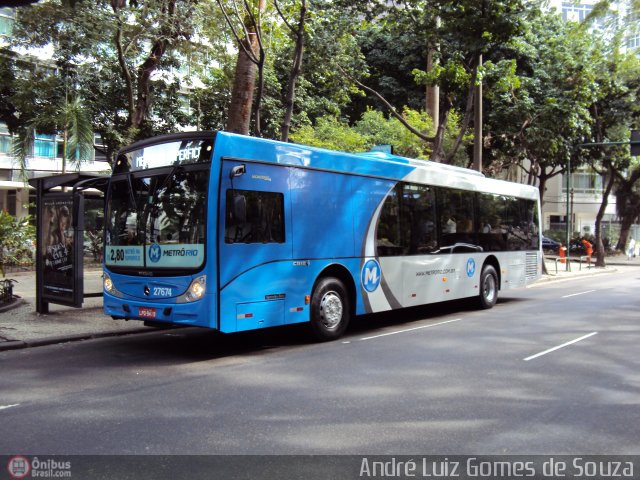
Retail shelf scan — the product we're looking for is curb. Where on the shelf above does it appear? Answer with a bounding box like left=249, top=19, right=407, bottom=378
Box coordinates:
left=0, top=297, right=26, bottom=314
left=0, top=327, right=151, bottom=352
left=530, top=266, right=616, bottom=287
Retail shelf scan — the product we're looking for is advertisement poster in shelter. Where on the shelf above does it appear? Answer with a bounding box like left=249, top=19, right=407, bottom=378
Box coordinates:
left=40, top=194, right=78, bottom=304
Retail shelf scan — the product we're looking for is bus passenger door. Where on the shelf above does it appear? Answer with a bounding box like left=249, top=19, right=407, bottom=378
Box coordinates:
left=218, top=160, right=292, bottom=332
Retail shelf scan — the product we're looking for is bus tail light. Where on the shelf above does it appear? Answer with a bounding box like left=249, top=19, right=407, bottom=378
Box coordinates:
left=177, top=275, right=206, bottom=303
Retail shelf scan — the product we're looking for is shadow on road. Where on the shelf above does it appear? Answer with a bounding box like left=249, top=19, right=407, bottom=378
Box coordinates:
left=94, top=295, right=532, bottom=367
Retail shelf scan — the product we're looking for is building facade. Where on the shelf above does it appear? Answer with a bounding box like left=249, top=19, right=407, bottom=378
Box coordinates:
left=0, top=7, right=110, bottom=218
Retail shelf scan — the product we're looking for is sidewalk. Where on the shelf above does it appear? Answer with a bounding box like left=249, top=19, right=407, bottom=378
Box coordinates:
left=0, top=268, right=147, bottom=351
left=1, top=256, right=639, bottom=351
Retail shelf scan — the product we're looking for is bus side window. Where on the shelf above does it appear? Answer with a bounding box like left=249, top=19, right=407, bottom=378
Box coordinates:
left=225, top=189, right=285, bottom=244
left=376, top=183, right=438, bottom=256
left=437, top=188, right=476, bottom=249
left=376, top=184, right=406, bottom=256
left=406, top=184, right=437, bottom=254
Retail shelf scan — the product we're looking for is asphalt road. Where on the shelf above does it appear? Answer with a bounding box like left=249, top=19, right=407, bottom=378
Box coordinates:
left=1, top=269, right=639, bottom=455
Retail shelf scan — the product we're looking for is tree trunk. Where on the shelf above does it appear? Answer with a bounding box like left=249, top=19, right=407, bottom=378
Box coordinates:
left=444, top=56, right=480, bottom=164
left=113, top=0, right=178, bottom=135
left=132, top=37, right=169, bottom=130
left=227, top=37, right=259, bottom=135
left=537, top=172, right=548, bottom=210
left=594, top=167, right=615, bottom=267
left=430, top=105, right=450, bottom=162
left=280, top=1, right=306, bottom=142
left=114, top=21, right=135, bottom=127
left=616, top=216, right=633, bottom=252
left=225, top=0, right=266, bottom=136
left=253, top=49, right=265, bottom=137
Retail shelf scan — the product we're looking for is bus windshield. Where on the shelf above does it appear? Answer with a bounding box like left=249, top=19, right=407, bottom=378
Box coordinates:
left=105, top=142, right=212, bottom=273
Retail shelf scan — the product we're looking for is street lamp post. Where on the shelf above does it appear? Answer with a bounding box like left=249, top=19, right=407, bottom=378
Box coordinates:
left=565, top=157, right=571, bottom=271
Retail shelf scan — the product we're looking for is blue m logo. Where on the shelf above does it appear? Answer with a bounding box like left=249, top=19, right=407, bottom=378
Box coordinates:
left=466, top=258, right=476, bottom=277
left=149, top=243, right=162, bottom=263
left=362, top=259, right=381, bottom=292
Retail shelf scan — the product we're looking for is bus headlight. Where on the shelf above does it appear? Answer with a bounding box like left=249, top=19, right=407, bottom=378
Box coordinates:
left=103, top=272, right=123, bottom=298
left=177, top=275, right=206, bottom=303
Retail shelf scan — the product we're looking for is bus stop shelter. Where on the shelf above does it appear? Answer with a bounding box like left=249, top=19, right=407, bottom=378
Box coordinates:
left=29, top=173, right=108, bottom=314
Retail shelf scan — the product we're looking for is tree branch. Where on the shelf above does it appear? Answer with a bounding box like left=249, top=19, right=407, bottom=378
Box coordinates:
left=338, top=65, right=435, bottom=144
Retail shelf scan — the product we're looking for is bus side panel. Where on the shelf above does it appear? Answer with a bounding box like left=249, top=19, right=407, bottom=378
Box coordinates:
left=400, top=253, right=485, bottom=307
left=351, top=177, right=398, bottom=315
left=218, top=259, right=363, bottom=333
left=289, top=168, right=355, bottom=260
left=217, top=160, right=293, bottom=288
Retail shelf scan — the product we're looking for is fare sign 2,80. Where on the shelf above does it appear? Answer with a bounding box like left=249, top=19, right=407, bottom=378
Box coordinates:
left=105, top=246, right=144, bottom=267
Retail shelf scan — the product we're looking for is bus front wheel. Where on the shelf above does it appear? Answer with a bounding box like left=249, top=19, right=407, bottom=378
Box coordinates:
left=309, top=277, right=350, bottom=341
left=478, top=265, right=498, bottom=309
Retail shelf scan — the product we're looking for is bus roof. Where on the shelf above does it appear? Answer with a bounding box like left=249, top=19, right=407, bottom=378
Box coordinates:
left=215, top=131, right=539, bottom=201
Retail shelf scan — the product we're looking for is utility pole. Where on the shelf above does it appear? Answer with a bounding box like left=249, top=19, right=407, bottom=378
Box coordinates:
left=565, top=156, right=571, bottom=271
left=426, top=16, right=440, bottom=134
left=472, top=54, right=483, bottom=172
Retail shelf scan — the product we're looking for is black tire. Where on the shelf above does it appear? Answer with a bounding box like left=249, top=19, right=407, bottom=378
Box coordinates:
left=478, top=264, right=498, bottom=309
left=309, top=277, right=350, bottom=341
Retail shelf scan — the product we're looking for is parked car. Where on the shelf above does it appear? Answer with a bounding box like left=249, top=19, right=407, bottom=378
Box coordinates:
left=542, top=236, right=561, bottom=254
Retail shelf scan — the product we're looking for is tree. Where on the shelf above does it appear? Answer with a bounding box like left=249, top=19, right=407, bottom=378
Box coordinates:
left=218, top=0, right=267, bottom=136
left=8, top=0, right=206, bottom=161
left=0, top=51, right=95, bottom=175
left=614, top=164, right=640, bottom=251
left=274, top=0, right=306, bottom=142
left=109, top=0, right=199, bottom=139
left=0, top=211, right=35, bottom=277
left=483, top=8, right=598, bottom=209
left=262, top=0, right=368, bottom=139
left=587, top=51, right=640, bottom=265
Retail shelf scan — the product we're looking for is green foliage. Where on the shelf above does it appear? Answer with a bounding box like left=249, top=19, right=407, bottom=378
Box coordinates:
left=483, top=8, right=600, bottom=179
left=5, top=0, right=210, bottom=163
left=349, top=21, right=425, bottom=121
left=353, top=109, right=433, bottom=159
left=290, top=116, right=368, bottom=152
left=84, top=228, right=104, bottom=263
left=289, top=107, right=477, bottom=164
left=0, top=211, right=35, bottom=277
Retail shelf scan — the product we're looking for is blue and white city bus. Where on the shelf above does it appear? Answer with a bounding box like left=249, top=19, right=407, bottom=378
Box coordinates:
left=103, top=131, right=541, bottom=341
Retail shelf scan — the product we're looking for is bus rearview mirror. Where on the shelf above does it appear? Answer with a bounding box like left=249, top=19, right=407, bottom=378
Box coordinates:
left=230, top=165, right=246, bottom=178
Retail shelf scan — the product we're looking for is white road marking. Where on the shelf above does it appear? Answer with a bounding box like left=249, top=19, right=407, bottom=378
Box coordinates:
left=562, top=289, right=596, bottom=298
left=0, top=404, right=20, bottom=411
left=360, top=318, right=463, bottom=341
left=524, top=332, right=598, bottom=362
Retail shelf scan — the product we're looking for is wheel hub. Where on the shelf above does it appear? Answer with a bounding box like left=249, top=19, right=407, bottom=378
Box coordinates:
left=483, top=275, right=496, bottom=302
left=320, top=291, right=343, bottom=329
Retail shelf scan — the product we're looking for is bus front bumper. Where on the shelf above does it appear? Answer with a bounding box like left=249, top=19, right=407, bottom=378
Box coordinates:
left=104, top=293, right=214, bottom=329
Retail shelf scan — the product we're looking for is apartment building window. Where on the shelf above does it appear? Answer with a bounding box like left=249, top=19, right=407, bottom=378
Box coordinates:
left=34, top=133, right=55, bottom=158
left=561, top=2, right=606, bottom=28
left=563, top=170, right=604, bottom=194
left=629, top=35, right=640, bottom=48
left=0, top=135, right=11, bottom=155
left=0, top=8, right=15, bottom=37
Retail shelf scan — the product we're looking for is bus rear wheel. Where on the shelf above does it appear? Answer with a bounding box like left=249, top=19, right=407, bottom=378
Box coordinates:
left=478, top=265, right=498, bottom=309
left=309, top=277, right=350, bottom=341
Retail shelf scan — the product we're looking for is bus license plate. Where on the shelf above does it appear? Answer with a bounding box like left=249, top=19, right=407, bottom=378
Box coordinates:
left=139, top=307, right=157, bottom=319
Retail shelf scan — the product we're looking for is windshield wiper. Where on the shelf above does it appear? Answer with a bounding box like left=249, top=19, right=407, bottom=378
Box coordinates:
left=152, top=165, right=185, bottom=201
left=125, top=172, right=137, bottom=208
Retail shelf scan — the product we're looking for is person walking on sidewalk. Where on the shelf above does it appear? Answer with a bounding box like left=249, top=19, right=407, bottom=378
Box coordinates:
left=627, top=238, right=636, bottom=260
